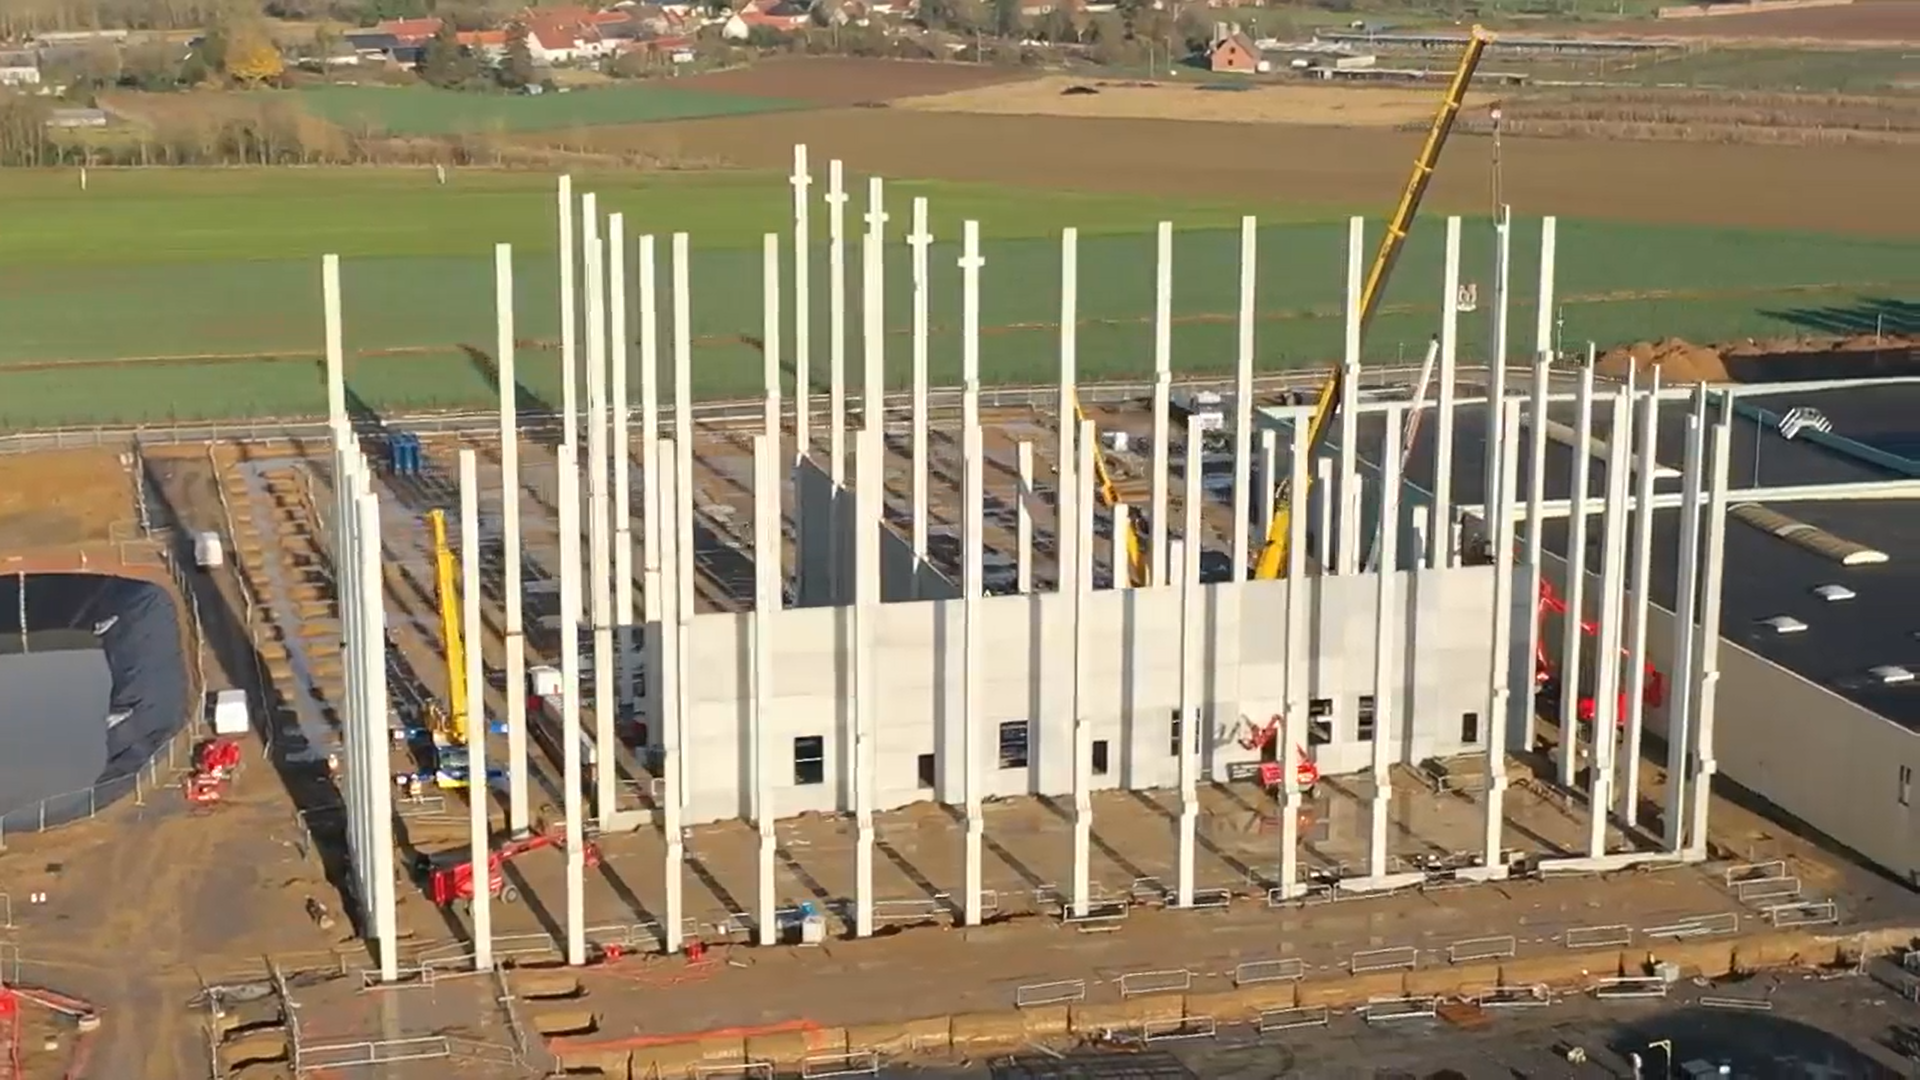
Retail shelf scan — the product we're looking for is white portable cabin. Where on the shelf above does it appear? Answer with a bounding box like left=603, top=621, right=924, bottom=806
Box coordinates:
left=194, top=530, right=225, bottom=569
left=211, top=689, right=250, bottom=736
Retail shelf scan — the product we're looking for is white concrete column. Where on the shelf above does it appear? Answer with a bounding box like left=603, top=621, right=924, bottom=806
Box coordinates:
left=909, top=197, right=932, bottom=560
left=672, top=235, right=694, bottom=630
left=654, top=439, right=686, bottom=953
left=961, top=423, right=985, bottom=925
left=559, top=176, right=578, bottom=451
left=1057, top=228, right=1078, bottom=595
left=1536, top=217, right=1558, bottom=363
left=556, top=442, right=587, bottom=965
left=586, top=209, right=617, bottom=827
left=1112, top=501, right=1131, bottom=590
left=1433, top=216, right=1460, bottom=570
left=1337, top=217, right=1363, bottom=576
left=611, top=216, right=635, bottom=717
left=826, top=159, right=848, bottom=485
left=356, top=485, right=399, bottom=982
left=1664, top=388, right=1708, bottom=853
left=1483, top=208, right=1512, bottom=538
left=1313, top=457, right=1333, bottom=568
left=1622, top=370, right=1661, bottom=827
left=459, top=449, right=493, bottom=970
left=1151, top=222, right=1173, bottom=587
left=1016, top=441, right=1034, bottom=594
left=1559, top=362, right=1596, bottom=788
left=752, top=433, right=779, bottom=946
left=762, top=231, right=783, bottom=456
left=1279, top=415, right=1309, bottom=899
left=1687, top=396, right=1732, bottom=860
left=639, top=236, right=662, bottom=629
left=1483, top=399, right=1519, bottom=876
left=1176, top=416, right=1204, bottom=907
left=1367, top=416, right=1401, bottom=879
left=1232, top=216, right=1256, bottom=580
left=1256, top=430, right=1277, bottom=537
left=791, top=145, right=813, bottom=457
left=494, top=244, right=530, bottom=835
left=1071, top=418, right=1096, bottom=918
left=960, top=221, right=985, bottom=455
left=862, top=177, right=888, bottom=433
left=1521, top=217, right=1557, bottom=753
left=323, top=254, right=345, bottom=426
left=853, top=429, right=880, bottom=938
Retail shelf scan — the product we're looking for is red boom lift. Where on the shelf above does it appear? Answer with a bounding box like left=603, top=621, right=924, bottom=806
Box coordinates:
left=1236, top=718, right=1322, bottom=793
left=415, top=831, right=602, bottom=907
left=183, top=738, right=242, bottom=806
left=1534, top=579, right=1666, bottom=726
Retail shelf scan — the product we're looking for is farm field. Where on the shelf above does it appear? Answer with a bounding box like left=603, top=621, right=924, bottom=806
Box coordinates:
left=274, top=83, right=811, bottom=135
left=1599, top=0, right=1920, bottom=43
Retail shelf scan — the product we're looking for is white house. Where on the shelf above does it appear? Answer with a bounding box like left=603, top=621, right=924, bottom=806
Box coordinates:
left=0, top=52, right=40, bottom=87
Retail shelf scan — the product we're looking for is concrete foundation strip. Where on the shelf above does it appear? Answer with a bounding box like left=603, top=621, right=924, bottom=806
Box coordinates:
left=800, top=1050, right=881, bottom=1078
left=1563, top=924, right=1634, bottom=950
left=1014, top=979, right=1087, bottom=1008
left=1349, top=946, right=1418, bottom=974
left=1446, top=935, right=1517, bottom=964
left=1592, top=977, right=1669, bottom=999
left=1233, top=958, right=1306, bottom=986
left=1642, top=912, right=1740, bottom=939
left=1699, top=995, right=1774, bottom=1011
left=1118, top=969, right=1193, bottom=999
left=1141, top=1016, right=1216, bottom=1043
left=1256, top=1005, right=1331, bottom=1033
left=1362, top=996, right=1439, bottom=1023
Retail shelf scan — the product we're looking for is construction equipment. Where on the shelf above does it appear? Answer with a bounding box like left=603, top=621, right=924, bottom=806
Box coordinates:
left=1235, top=716, right=1322, bottom=793
left=415, top=830, right=602, bottom=908
left=426, top=508, right=469, bottom=749
left=1075, top=399, right=1151, bottom=588
left=0, top=989, right=19, bottom=1080
left=1534, top=579, right=1666, bottom=726
left=182, top=737, right=241, bottom=806
left=1252, top=27, right=1494, bottom=580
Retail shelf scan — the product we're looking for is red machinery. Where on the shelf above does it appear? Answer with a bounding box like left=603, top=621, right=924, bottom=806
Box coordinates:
left=0, top=989, right=19, bottom=1080
left=1236, top=718, right=1322, bottom=792
left=417, top=831, right=602, bottom=907
left=183, top=738, right=242, bottom=806
left=1534, top=580, right=1666, bottom=725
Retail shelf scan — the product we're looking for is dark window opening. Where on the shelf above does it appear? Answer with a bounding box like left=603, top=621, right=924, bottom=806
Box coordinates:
left=1308, top=697, right=1333, bottom=718
left=1356, top=696, right=1377, bottom=742
left=793, top=735, right=825, bottom=786
left=1308, top=718, right=1333, bottom=746
left=1461, top=712, right=1480, bottom=745
left=1092, top=740, right=1110, bottom=776
left=1170, top=710, right=1184, bottom=757
left=1902, top=765, right=1913, bottom=808
left=917, top=752, right=936, bottom=790
left=999, top=721, right=1030, bottom=769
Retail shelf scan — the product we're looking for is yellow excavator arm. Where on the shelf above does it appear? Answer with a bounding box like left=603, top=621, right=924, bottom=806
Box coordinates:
left=427, top=508, right=468, bottom=746
left=1075, top=398, right=1151, bottom=588
left=1252, top=26, right=1493, bottom=580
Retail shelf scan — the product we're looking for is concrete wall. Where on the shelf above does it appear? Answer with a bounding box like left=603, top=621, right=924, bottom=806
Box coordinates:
left=793, top=455, right=959, bottom=605
left=880, top=527, right=959, bottom=602
left=675, top=566, right=1519, bottom=825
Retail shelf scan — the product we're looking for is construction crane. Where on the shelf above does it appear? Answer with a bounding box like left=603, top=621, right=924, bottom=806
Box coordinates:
left=1251, top=26, right=1494, bottom=581
left=1075, top=399, right=1151, bottom=588
left=427, top=508, right=469, bottom=748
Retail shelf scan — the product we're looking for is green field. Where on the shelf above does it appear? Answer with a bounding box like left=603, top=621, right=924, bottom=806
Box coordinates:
left=268, top=84, right=805, bottom=136
left=0, top=167, right=1914, bottom=429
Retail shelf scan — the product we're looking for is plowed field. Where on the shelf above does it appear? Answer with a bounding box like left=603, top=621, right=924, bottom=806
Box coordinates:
left=667, top=56, right=1034, bottom=105
left=1607, top=0, right=1920, bottom=43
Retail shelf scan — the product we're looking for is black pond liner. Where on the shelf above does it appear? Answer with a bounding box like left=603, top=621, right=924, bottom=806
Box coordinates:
left=0, top=572, right=187, bottom=832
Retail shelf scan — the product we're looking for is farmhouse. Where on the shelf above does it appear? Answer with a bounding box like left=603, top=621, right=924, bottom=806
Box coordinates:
left=0, top=50, right=40, bottom=87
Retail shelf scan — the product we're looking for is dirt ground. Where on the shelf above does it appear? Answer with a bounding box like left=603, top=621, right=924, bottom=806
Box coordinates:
left=892, top=78, right=1498, bottom=127
left=1596, top=0, right=1920, bottom=44
left=670, top=56, right=1034, bottom=105
left=542, top=108, right=1920, bottom=236
left=1599, top=330, right=1920, bottom=382
left=0, top=449, right=138, bottom=553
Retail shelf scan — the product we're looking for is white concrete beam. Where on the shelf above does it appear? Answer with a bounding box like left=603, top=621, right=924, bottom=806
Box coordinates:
left=1622, top=371, right=1661, bottom=827
left=1687, top=395, right=1733, bottom=860
left=495, top=244, right=530, bottom=835
left=1367, top=415, right=1401, bottom=879
left=1232, top=216, right=1256, bottom=580
left=558, top=176, right=578, bottom=451
left=1433, top=216, right=1460, bottom=570
left=1664, top=388, right=1708, bottom=853
left=826, top=159, right=848, bottom=485
left=1558, top=362, right=1595, bottom=788
left=962, top=421, right=985, bottom=925
left=862, top=177, right=888, bottom=434
left=909, top=197, right=932, bottom=560
left=791, top=145, right=813, bottom=457
left=752, top=432, right=778, bottom=946
left=1072, top=417, right=1096, bottom=918
left=460, top=449, right=493, bottom=971
left=1151, top=222, right=1173, bottom=587
left=556, top=441, right=587, bottom=965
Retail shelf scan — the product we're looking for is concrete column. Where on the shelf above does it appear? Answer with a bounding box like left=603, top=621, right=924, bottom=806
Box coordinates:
left=1622, top=370, right=1661, bottom=827
left=671, top=239, right=695, bottom=806
left=639, top=236, right=662, bottom=629
left=1483, top=208, right=1512, bottom=540
left=587, top=210, right=617, bottom=828
left=791, top=145, right=813, bottom=457
left=909, top=197, right=932, bottom=560
left=1057, top=228, right=1078, bottom=595
left=1256, top=430, right=1277, bottom=537
left=559, top=176, right=578, bottom=451
left=1016, top=441, right=1034, bottom=594
left=654, top=439, right=685, bottom=953
left=1279, top=416, right=1309, bottom=899
left=853, top=429, right=880, bottom=938
left=1112, top=501, right=1131, bottom=590
left=1232, top=216, right=1256, bottom=580
left=611, top=217, right=635, bottom=718
left=356, top=486, right=399, bottom=982
left=1071, top=418, right=1096, bottom=917
left=1433, top=216, right=1460, bottom=571
left=1587, top=385, right=1632, bottom=858
left=752, top=433, right=779, bottom=946
left=960, top=221, right=984, bottom=451
left=323, top=254, right=345, bottom=426
left=1151, top=222, right=1173, bottom=587
left=1367, top=416, right=1401, bottom=880
left=863, top=177, right=888, bottom=433
left=1483, top=399, right=1519, bottom=876
left=762, top=231, right=783, bottom=458
left=1176, top=416, right=1203, bottom=907
left=494, top=244, right=530, bottom=835
left=1313, top=457, right=1333, bottom=568
left=1337, top=217, right=1363, bottom=576
left=1536, top=217, right=1558, bottom=363
left=826, top=159, right=848, bottom=485
left=556, top=442, right=587, bottom=966
left=1559, top=363, right=1595, bottom=788
left=1664, top=388, right=1708, bottom=853
left=962, top=422, right=985, bottom=926
left=459, top=449, right=493, bottom=971
left=1687, top=396, right=1733, bottom=860
left=1521, top=217, right=1557, bottom=753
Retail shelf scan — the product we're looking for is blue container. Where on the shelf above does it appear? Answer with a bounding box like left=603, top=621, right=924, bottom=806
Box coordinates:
left=388, top=435, right=408, bottom=473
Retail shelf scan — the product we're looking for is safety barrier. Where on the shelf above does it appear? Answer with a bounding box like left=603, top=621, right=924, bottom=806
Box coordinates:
left=1592, top=977, right=1669, bottom=999
left=1060, top=900, right=1129, bottom=933
left=1118, top=969, right=1192, bottom=999
left=1471, top=984, right=1552, bottom=1008
left=1642, top=912, right=1740, bottom=939
left=1014, top=979, right=1086, bottom=1008
left=1724, top=860, right=1787, bottom=886
left=1257, top=1005, right=1330, bottom=1033
left=1362, top=996, right=1438, bottom=1024
left=1446, top=935, right=1516, bottom=964
left=1764, top=899, right=1840, bottom=928
left=1188, top=888, right=1232, bottom=910
left=1735, top=876, right=1801, bottom=903
left=800, top=1050, right=880, bottom=1078
left=1141, top=1016, right=1216, bottom=1043
left=1564, top=924, right=1634, bottom=950
left=1700, top=995, right=1774, bottom=1011
left=1349, top=946, right=1418, bottom=974
left=301, top=1036, right=453, bottom=1068
left=872, top=898, right=946, bottom=925
left=1234, top=958, right=1306, bottom=986
left=692, top=1063, right=774, bottom=1079
left=1130, top=877, right=1169, bottom=903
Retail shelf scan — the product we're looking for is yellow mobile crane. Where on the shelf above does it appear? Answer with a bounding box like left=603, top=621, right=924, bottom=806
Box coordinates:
left=1251, top=26, right=1493, bottom=581
left=426, top=508, right=469, bottom=749
left=1075, top=399, right=1152, bottom=588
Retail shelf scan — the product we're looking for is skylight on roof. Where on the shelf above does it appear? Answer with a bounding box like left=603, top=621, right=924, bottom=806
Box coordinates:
left=1760, top=615, right=1807, bottom=635
left=1814, top=584, right=1856, bottom=602
left=1869, top=665, right=1914, bottom=685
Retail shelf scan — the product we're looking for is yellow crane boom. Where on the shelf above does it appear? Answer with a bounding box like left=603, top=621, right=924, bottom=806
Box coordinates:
left=1075, top=398, right=1150, bottom=588
left=427, top=508, right=468, bottom=746
left=1251, top=27, right=1492, bottom=581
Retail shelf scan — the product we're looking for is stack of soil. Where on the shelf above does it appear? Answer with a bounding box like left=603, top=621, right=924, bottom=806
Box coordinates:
left=1595, top=338, right=1732, bottom=382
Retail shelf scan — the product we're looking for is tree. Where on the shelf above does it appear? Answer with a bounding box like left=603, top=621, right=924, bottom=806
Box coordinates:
left=419, top=19, right=480, bottom=88
left=498, top=22, right=537, bottom=87
left=225, top=24, right=286, bottom=84
left=992, top=0, right=1022, bottom=38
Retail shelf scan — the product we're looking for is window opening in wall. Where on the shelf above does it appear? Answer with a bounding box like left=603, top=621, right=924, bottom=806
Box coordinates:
left=999, top=721, right=1030, bottom=769
left=1092, top=740, right=1110, bottom=775
left=1307, top=697, right=1334, bottom=744
left=1902, top=765, right=1913, bottom=808
left=918, top=753, right=936, bottom=790
left=1461, top=712, right=1480, bottom=745
left=1309, top=698, right=1333, bottom=718
left=793, top=736, right=825, bottom=786
left=1170, top=710, right=1184, bottom=757
left=1356, top=696, right=1377, bottom=742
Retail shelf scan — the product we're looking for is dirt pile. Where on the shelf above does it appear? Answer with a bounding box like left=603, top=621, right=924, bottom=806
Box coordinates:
left=1597, top=332, right=1920, bottom=383
left=1596, top=337, right=1733, bottom=382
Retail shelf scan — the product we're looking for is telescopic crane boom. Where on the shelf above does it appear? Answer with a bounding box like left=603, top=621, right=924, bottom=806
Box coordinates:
left=427, top=508, right=469, bottom=747
left=1250, top=26, right=1493, bottom=581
